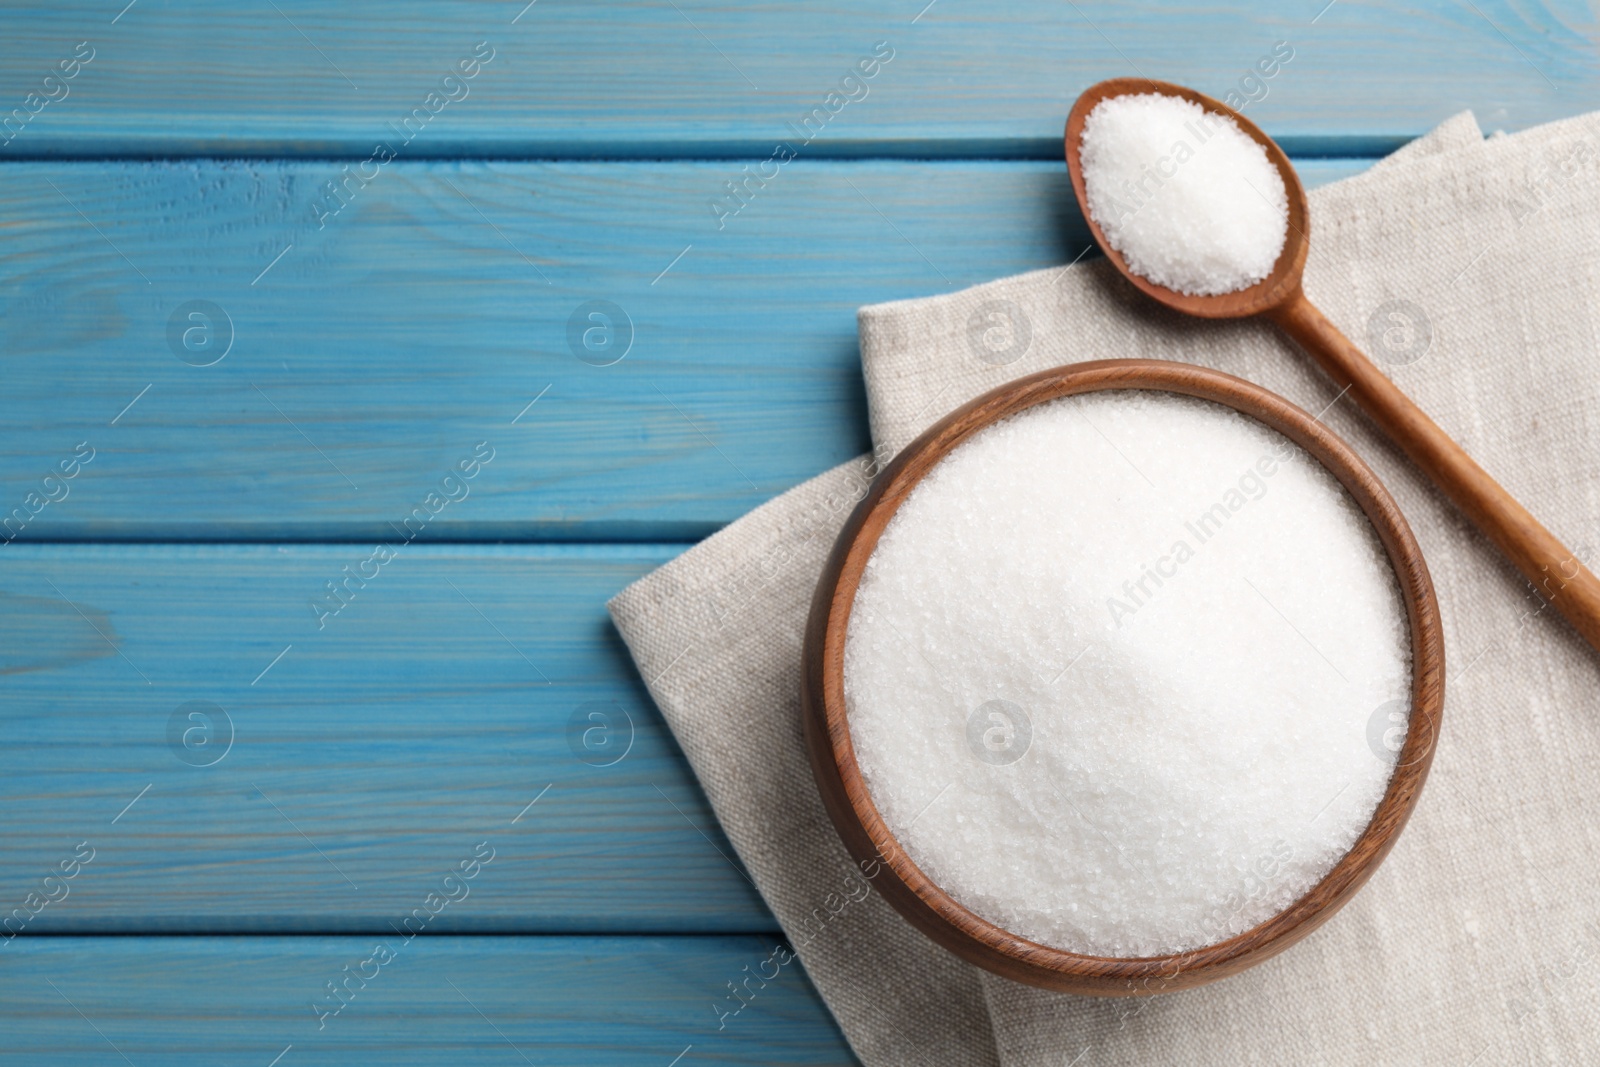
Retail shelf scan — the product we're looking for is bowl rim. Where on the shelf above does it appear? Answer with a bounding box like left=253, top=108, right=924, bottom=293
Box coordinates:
left=801, top=358, right=1445, bottom=996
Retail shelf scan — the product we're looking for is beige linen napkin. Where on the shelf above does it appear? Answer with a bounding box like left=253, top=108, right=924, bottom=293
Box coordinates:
left=609, top=453, right=1000, bottom=1067
left=611, top=110, right=1600, bottom=1065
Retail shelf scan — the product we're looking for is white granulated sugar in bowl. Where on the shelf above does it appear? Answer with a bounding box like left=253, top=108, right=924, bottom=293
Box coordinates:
left=842, top=391, right=1411, bottom=958
left=1079, top=93, right=1289, bottom=296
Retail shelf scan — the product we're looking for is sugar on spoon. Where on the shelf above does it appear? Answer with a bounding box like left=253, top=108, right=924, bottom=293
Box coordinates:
left=1064, top=77, right=1600, bottom=656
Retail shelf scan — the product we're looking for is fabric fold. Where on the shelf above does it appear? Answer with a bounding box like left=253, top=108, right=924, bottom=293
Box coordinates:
left=609, top=456, right=1000, bottom=1067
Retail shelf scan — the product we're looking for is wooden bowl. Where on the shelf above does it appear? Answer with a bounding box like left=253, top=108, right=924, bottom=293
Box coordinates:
left=802, top=359, right=1444, bottom=996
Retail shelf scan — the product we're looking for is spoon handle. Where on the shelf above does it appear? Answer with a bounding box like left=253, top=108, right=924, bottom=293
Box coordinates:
left=1267, top=289, right=1600, bottom=655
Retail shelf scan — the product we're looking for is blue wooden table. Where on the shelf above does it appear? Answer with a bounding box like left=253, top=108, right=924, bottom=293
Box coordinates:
left=1, top=2, right=1593, bottom=1062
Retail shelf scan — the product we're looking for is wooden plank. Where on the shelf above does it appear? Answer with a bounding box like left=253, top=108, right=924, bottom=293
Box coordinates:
left=0, top=159, right=1368, bottom=542
left=0, top=935, right=856, bottom=1065
left=0, top=543, right=785, bottom=933
left=0, top=1, right=1588, bottom=159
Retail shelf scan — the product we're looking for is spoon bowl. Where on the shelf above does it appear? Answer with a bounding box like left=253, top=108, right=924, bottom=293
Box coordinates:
left=1064, top=77, right=1308, bottom=319
left=1064, top=77, right=1600, bottom=656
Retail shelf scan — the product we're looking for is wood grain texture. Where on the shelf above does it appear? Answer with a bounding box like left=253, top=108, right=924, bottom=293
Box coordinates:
left=0, top=159, right=1368, bottom=542
left=0, top=936, right=853, bottom=1064
left=0, top=543, right=782, bottom=933
left=0, top=1, right=1590, bottom=158
left=803, top=360, right=1444, bottom=995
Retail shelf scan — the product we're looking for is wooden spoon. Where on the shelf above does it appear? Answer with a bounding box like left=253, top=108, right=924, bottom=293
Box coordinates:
left=1064, top=77, right=1600, bottom=655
